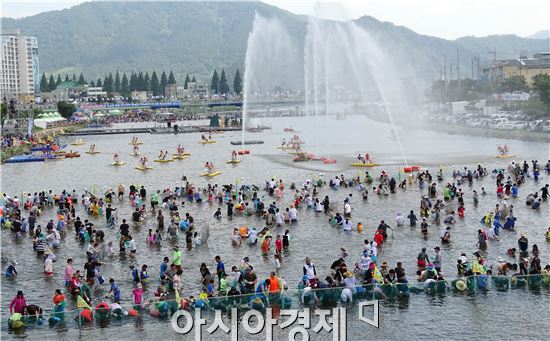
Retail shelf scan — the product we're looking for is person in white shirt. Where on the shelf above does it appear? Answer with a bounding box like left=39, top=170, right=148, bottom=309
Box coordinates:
left=396, top=211, right=405, bottom=226
left=275, top=209, right=283, bottom=227
left=315, top=199, right=323, bottom=212
left=289, top=206, right=298, bottom=223
left=344, top=200, right=352, bottom=218
left=343, top=219, right=352, bottom=231
left=303, top=257, right=316, bottom=280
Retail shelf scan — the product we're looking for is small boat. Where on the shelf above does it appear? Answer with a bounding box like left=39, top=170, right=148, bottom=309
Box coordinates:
left=322, top=158, right=337, bottom=164
left=64, top=152, right=81, bottom=158
left=130, top=152, right=140, bottom=156
left=237, top=150, right=250, bottom=155
left=135, top=165, right=154, bottom=170
left=4, top=155, right=45, bottom=163
left=129, top=142, right=143, bottom=145
left=111, top=161, right=125, bottom=166
left=351, top=163, right=380, bottom=167
left=154, top=159, right=174, bottom=163
left=85, top=151, right=101, bottom=155
left=230, top=140, right=264, bottom=145
left=496, top=154, right=515, bottom=159
left=173, top=155, right=189, bottom=160
left=71, top=139, right=86, bottom=146
left=226, top=160, right=241, bottom=164
left=283, top=128, right=295, bottom=132
left=403, top=166, right=421, bottom=173
left=200, top=171, right=222, bottom=177
left=198, top=140, right=216, bottom=144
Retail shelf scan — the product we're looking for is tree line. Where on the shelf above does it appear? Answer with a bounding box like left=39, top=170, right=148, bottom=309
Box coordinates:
left=40, top=68, right=244, bottom=97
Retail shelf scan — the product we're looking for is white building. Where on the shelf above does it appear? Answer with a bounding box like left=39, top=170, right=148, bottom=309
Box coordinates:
left=0, top=29, right=40, bottom=100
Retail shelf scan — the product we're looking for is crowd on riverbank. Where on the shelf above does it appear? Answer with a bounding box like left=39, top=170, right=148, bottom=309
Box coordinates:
left=2, top=158, right=550, bottom=326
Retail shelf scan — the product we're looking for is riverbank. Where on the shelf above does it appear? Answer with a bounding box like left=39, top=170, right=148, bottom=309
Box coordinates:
left=365, top=111, right=550, bottom=143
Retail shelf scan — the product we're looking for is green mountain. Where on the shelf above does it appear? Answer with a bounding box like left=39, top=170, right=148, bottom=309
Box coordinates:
left=1, top=1, right=548, bottom=85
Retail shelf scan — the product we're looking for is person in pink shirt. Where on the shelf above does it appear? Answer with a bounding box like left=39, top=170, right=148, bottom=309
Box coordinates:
left=9, top=291, right=27, bottom=314
left=64, top=259, right=73, bottom=287
left=132, top=283, right=144, bottom=309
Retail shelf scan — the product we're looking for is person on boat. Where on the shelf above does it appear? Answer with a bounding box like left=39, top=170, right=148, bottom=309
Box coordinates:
left=90, top=144, right=96, bottom=152
left=133, top=144, right=139, bottom=154
left=201, top=134, right=207, bottom=141
left=114, top=153, right=121, bottom=163
left=231, top=150, right=237, bottom=161
left=281, top=139, right=287, bottom=147
left=365, top=153, right=371, bottom=163
left=357, top=154, right=364, bottom=163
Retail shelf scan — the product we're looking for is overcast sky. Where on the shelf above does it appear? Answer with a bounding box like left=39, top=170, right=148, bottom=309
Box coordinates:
left=1, top=0, right=549, bottom=40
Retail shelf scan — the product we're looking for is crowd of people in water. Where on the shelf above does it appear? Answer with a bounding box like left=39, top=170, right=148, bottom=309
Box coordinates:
left=2, top=157, right=550, bottom=328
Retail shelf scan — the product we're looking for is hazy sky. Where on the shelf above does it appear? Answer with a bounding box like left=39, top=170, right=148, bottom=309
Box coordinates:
left=1, top=0, right=549, bottom=40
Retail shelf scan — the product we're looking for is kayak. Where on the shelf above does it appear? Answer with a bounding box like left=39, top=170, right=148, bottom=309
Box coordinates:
left=198, top=140, right=216, bottom=144
left=130, top=152, right=140, bottom=156
left=129, top=142, right=143, bottom=145
left=350, top=163, right=379, bottom=167
left=64, top=152, right=80, bottom=158
left=135, top=166, right=154, bottom=170
left=154, top=159, right=174, bottom=163
left=172, top=153, right=191, bottom=157
left=85, top=151, right=100, bottom=154
left=496, top=154, right=515, bottom=159
left=200, top=171, right=222, bottom=177
left=70, top=141, right=86, bottom=146
left=226, top=160, right=241, bottom=164
left=111, top=162, right=125, bottom=166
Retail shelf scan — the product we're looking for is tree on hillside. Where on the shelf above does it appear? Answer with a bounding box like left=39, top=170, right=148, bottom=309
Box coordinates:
left=72, top=73, right=76, bottom=82
left=129, top=73, right=137, bottom=91
left=56, top=74, right=62, bottom=86
left=160, top=71, right=168, bottom=94
left=64, top=74, right=70, bottom=82
left=499, top=75, right=529, bottom=93
left=57, top=101, right=76, bottom=118
left=40, top=73, right=48, bottom=92
left=121, top=73, right=129, bottom=97
left=78, top=73, right=86, bottom=85
left=48, top=74, right=56, bottom=91
left=103, top=73, right=114, bottom=93
left=219, top=69, right=229, bottom=95
left=150, top=71, right=160, bottom=96
left=184, top=74, right=190, bottom=89
left=233, top=69, right=242, bottom=95
left=143, top=72, right=150, bottom=91
left=210, top=70, right=219, bottom=94
left=137, top=72, right=144, bottom=91
left=168, top=71, right=177, bottom=84
left=532, top=74, right=550, bottom=109
left=90, top=80, right=95, bottom=87
left=97, top=78, right=102, bottom=88
left=191, top=76, right=196, bottom=83
left=114, top=70, right=121, bottom=93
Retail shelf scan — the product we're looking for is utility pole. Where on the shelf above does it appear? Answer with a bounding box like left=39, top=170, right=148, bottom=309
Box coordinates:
left=488, top=48, right=497, bottom=81
left=457, top=48, right=461, bottom=88
left=471, top=58, right=474, bottom=79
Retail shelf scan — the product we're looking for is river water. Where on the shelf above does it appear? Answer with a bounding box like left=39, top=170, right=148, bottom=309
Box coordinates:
left=1, top=115, right=549, bottom=340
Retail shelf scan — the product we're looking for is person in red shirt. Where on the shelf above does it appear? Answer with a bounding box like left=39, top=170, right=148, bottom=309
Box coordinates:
left=261, top=236, right=271, bottom=254
left=374, top=230, right=384, bottom=246
left=275, top=235, right=283, bottom=254
left=458, top=204, right=465, bottom=218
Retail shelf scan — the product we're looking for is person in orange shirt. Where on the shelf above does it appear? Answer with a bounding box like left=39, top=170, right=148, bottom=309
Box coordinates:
left=261, top=236, right=271, bottom=254
left=268, top=272, right=280, bottom=294
left=374, top=230, right=384, bottom=246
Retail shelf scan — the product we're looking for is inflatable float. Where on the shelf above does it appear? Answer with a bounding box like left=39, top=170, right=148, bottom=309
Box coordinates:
left=238, top=150, right=250, bottom=155
left=85, top=151, right=101, bottom=155
left=111, top=161, right=125, bottom=166
left=200, top=171, right=222, bottom=177
left=198, top=140, right=216, bottom=144
left=496, top=154, right=515, bottom=159
left=173, top=155, right=189, bottom=160
left=226, top=160, right=241, bottom=164
left=351, top=163, right=380, bottom=167
left=172, top=153, right=191, bottom=157
left=154, top=159, right=174, bottom=163
left=403, top=166, right=421, bottom=172
left=130, top=152, right=140, bottom=156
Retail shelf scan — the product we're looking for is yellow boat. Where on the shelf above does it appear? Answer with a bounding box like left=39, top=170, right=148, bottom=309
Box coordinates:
left=277, top=146, right=297, bottom=150
left=226, top=160, right=241, bottom=164
left=198, top=140, right=216, bottom=144
left=496, top=154, right=515, bottom=159
left=350, top=163, right=380, bottom=167
left=135, top=166, right=154, bottom=170
left=111, top=162, right=125, bottom=166
left=173, top=155, right=189, bottom=160
left=172, top=153, right=191, bottom=157
left=85, top=151, right=101, bottom=154
left=200, top=171, right=222, bottom=177
left=130, top=152, right=140, bottom=156
left=154, top=159, right=174, bottom=163
left=70, top=139, right=86, bottom=146
left=129, top=142, right=143, bottom=145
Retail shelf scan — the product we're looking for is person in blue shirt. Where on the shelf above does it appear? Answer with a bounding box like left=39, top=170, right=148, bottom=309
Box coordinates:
left=215, top=255, right=225, bottom=286
left=140, top=264, right=149, bottom=281
left=511, top=184, right=519, bottom=198
left=107, top=278, right=121, bottom=302
left=160, top=256, right=169, bottom=280
left=130, top=265, right=139, bottom=283
left=255, top=278, right=271, bottom=305
left=5, top=262, right=17, bottom=277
